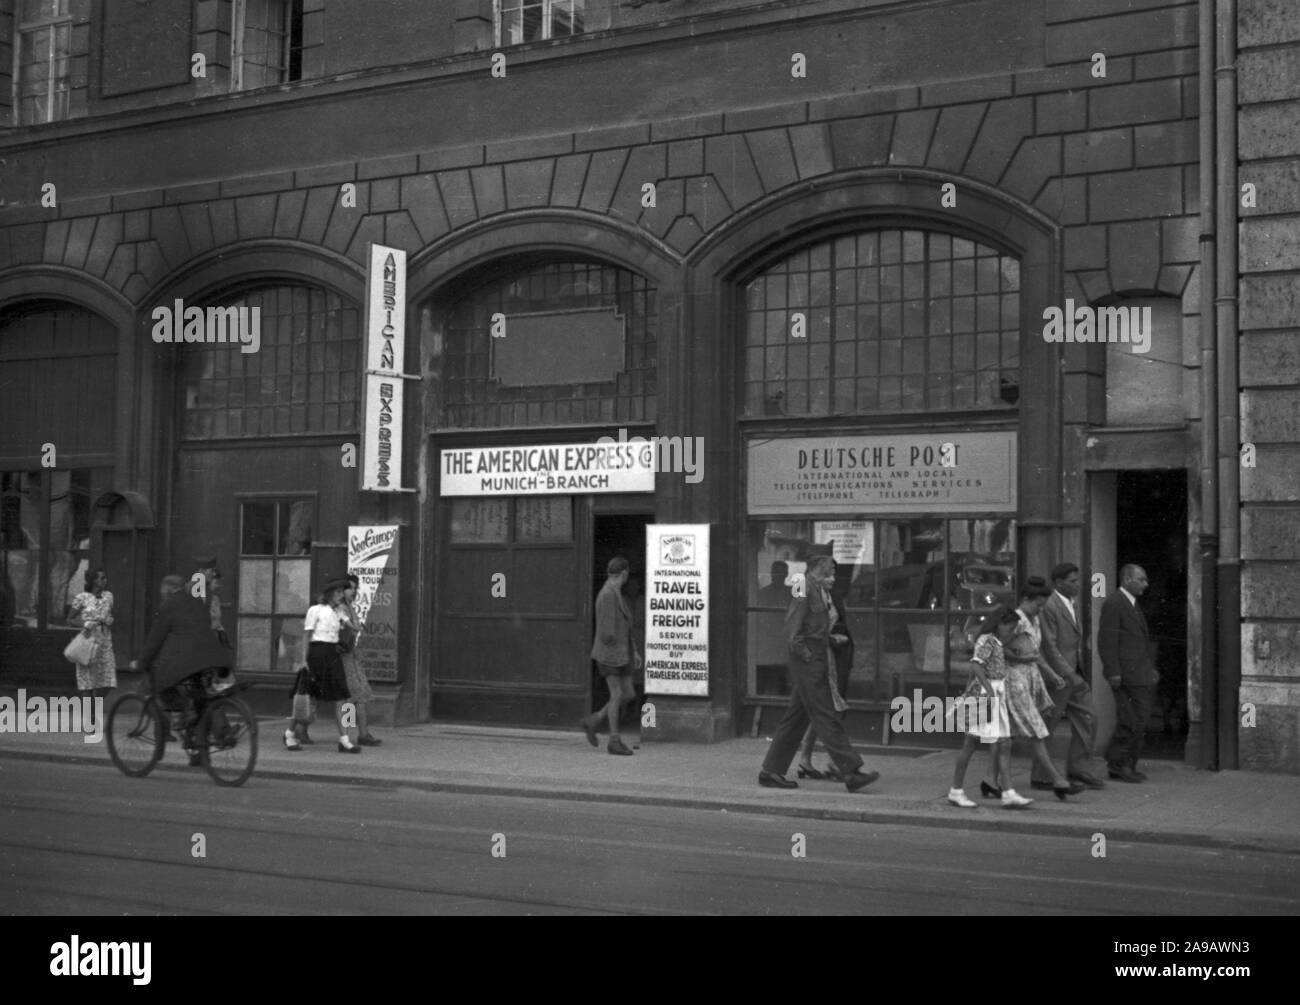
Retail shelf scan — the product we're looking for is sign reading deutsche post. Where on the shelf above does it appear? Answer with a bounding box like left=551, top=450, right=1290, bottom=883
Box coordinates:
left=747, top=431, right=1017, bottom=515
left=644, top=524, right=710, bottom=697
left=362, top=245, right=406, bottom=491
left=347, top=525, right=399, bottom=682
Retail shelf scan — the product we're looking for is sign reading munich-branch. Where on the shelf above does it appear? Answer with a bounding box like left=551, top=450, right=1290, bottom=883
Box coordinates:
left=347, top=525, right=399, bottom=682
left=440, top=442, right=655, bottom=496
left=644, top=524, right=710, bottom=697
left=362, top=244, right=406, bottom=492
left=747, top=431, right=1017, bottom=515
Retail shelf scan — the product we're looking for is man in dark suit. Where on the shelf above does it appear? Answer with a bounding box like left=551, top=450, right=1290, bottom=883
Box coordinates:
left=131, top=574, right=233, bottom=764
left=1098, top=564, right=1158, bottom=783
left=1033, top=562, right=1103, bottom=789
left=759, top=555, right=878, bottom=793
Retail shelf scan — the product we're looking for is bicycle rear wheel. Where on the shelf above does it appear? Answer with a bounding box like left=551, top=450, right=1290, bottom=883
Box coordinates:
left=107, top=693, right=165, bottom=777
left=198, top=696, right=258, bottom=787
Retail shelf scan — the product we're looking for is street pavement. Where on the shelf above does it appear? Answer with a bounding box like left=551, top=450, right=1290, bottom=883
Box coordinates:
left=3, top=756, right=1298, bottom=915
left=1, top=699, right=1298, bottom=855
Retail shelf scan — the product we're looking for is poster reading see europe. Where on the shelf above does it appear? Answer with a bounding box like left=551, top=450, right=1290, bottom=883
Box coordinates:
left=347, top=525, right=399, bottom=683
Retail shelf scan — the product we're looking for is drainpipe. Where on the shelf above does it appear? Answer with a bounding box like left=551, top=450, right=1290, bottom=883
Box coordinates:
left=1215, top=0, right=1241, bottom=770
left=1198, top=0, right=1220, bottom=770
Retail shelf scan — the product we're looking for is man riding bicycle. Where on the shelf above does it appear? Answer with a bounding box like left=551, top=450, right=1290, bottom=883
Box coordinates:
left=129, top=574, right=234, bottom=766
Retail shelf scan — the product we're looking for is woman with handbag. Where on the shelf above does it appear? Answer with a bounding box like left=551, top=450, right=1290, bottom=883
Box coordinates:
left=68, top=568, right=116, bottom=700
left=289, top=579, right=360, bottom=754
left=336, top=575, right=381, bottom=746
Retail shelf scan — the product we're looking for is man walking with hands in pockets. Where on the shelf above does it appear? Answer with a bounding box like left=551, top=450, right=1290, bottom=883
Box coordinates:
left=581, top=556, right=641, bottom=756
left=758, top=554, right=879, bottom=793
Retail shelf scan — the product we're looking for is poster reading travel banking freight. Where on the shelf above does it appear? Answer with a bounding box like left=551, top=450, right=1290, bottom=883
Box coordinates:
left=644, top=524, right=710, bottom=697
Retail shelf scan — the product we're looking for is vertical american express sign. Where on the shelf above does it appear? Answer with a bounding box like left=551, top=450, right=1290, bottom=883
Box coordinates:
left=363, top=245, right=407, bottom=491
left=347, top=525, right=400, bottom=682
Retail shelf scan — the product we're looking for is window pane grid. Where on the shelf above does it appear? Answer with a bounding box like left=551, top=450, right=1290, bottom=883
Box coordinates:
left=744, top=230, right=1020, bottom=416
left=182, top=286, right=359, bottom=440
left=441, top=261, right=656, bottom=430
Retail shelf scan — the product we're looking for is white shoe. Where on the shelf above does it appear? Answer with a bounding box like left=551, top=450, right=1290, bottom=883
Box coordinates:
left=1002, top=788, right=1034, bottom=808
left=947, top=788, right=977, bottom=808
left=283, top=729, right=301, bottom=751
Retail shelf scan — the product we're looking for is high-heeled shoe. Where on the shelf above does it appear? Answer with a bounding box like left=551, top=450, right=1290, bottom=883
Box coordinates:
left=1053, top=780, right=1086, bottom=800
left=979, top=780, right=1002, bottom=799
left=796, top=764, right=826, bottom=780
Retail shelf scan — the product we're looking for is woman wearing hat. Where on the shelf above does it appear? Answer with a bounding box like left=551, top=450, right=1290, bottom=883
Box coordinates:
left=336, top=574, right=381, bottom=746
left=290, top=578, right=360, bottom=753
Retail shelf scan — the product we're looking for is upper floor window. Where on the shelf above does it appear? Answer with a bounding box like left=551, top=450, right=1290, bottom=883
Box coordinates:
left=233, top=0, right=304, bottom=89
left=180, top=284, right=361, bottom=439
left=435, top=258, right=657, bottom=429
left=495, top=0, right=585, bottom=46
left=14, top=0, right=71, bottom=125
left=743, top=229, right=1021, bottom=418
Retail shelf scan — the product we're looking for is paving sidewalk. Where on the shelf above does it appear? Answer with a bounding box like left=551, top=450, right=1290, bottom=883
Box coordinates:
left=2, top=710, right=1298, bottom=854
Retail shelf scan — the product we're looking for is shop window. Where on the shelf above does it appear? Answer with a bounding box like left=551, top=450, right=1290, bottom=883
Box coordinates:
left=13, top=0, right=72, bottom=125
left=232, top=0, right=303, bottom=89
left=180, top=285, right=360, bottom=440
left=0, top=469, right=112, bottom=631
left=746, top=516, right=1016, bottom=704
left=236, top=498, right=313, bottom=675
left=495, top=0, right=585, bottom=45
left=437, top=260, right=656, bottom=429
left=743, top=230, right=1021, bottom=417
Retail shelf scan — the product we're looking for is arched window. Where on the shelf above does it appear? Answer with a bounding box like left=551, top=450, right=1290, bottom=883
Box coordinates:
left=436, top=258, right=657, bottom=429
left=179, top=284, right=360, bottom=439
left=0, top=301, right=117, bottom=631
left=742, top=229, right=1021, bottom=416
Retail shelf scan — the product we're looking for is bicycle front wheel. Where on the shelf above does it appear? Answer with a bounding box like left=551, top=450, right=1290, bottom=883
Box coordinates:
left=107, top=693, right=165, bottom=777
left=198, top=696, right=258, bottom=787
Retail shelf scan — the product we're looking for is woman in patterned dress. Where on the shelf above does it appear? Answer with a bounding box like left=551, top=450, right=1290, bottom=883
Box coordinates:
left=995, top=580, right=1084, bottom=800
left=70, top=568, right=116, bottom=698
left=336, top=575, right=381, bottom=746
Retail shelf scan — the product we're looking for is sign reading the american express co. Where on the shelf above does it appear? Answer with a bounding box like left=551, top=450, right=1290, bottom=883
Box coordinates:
left=440, top=442, right=656, bottom=496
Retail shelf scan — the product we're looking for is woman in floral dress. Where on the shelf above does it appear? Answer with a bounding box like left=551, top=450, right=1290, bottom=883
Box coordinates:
left=70, top=568, right=116, bottom=697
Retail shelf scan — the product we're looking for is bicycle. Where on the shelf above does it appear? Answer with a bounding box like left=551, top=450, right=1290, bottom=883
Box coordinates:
left=107, top=668, right=258, bottom=787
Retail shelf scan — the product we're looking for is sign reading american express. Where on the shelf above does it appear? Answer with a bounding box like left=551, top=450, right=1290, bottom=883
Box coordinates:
left=440, top=443, right=655, bottom=496
left=748, top=431, right=1016, bottom=515
left=362, top=244, right=408, bottom=492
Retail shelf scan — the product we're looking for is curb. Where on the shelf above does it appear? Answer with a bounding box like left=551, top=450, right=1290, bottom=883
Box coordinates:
left=5, top=747, right=1299, bottom=857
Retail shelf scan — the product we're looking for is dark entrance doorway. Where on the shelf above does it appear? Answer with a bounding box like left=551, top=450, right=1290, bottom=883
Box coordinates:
left=590, top=513, right=652, bottom=727
left=1115, top=470, right=1189, bottom=758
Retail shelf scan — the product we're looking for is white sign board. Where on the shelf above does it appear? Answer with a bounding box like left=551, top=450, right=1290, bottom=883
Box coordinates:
left=747, top=431, right=1017, bottom=515
left=441, top=443, right=655, bottom=496
left=362, top=244, right=407, bottom=491
left=644, top=524, right=710, bottom=697
left=814, top=520, right=874, bottom=565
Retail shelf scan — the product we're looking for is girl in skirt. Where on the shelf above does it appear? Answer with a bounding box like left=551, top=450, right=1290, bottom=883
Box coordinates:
left=288, top=580, right=360, bottom=754
left=949, top=609, right=1030, bottom=808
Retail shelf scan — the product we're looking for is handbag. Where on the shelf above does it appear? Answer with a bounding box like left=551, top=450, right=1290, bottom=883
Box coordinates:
left=63, top=631, right=98, bottom=666
left=337, top=623, right=356, bottom=654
